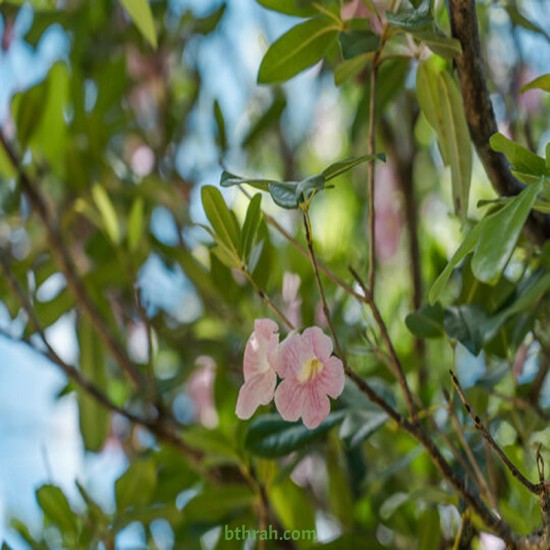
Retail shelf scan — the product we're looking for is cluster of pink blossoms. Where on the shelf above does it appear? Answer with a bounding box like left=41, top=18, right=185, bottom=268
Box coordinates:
left=235, top=319, right=345, bottom=429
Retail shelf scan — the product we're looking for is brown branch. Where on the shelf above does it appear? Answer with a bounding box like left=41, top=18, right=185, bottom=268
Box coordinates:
left=448, top=0, right=550, bottom=244
left=450, top=370, right=542, bottom=495
left=0, top=132, right=144, bottom=388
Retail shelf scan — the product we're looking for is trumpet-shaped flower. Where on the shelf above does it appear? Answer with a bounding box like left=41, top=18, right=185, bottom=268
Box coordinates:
left=236, top=319, right=279, bottom=420
left=274, top=327, right=344, bottom=429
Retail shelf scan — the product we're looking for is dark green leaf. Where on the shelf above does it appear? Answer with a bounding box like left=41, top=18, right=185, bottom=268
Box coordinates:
left=213, top=100, right=227, bottom=151
left=220, top=171, right=275, bottom=192
left=245, top=412, right=345, bottom=457
left=405, top=302, right=445, bottom=338
left=258, top=17, right=340, bottom=84
left=322, top=153, right=385, bottom=181
left=338, top=30, right=380, bottom=59
left=268, top=181, right=300, bottom=209
left=443, top=305, right=488, bottom=355
left=339, top=410, right=388, bottom=447
left=256, top=0, right=320, bottom=17
left=296, top=173, right=325, bottom=203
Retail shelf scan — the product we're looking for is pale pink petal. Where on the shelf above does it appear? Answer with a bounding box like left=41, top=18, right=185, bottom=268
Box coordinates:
left=236, top=369, right=276, bottom=419
left=243, top=319, right=279, bottom=379
left=317, top=356, right=345, bottom=399
left=301, top=386, right=331, bottom=429
left=302, top=326, right=333, bottom=361
left=282, top=272, right=301, bottom=303
left=277, top=332, right=303, bottom=378
left=274, top=377, right=304, bottom=422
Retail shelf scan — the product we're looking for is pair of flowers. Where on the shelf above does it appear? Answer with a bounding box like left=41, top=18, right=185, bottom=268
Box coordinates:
left=235, top=319, right=345, bottom=429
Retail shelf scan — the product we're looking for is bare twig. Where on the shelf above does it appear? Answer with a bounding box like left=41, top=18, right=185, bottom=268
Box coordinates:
left=450, top=370, right=542, bottom=495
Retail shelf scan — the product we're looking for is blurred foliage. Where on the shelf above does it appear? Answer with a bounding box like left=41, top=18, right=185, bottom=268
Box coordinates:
left=0, top=0, right=549, bottom=548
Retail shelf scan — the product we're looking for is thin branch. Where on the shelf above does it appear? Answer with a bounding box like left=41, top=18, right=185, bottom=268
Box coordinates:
left=0, top=132, right=144, bottom=388
left=349, top=266, right=418, bottom=421
left=448, top=0, right=550, bottom=244
left=450, top=370, right=542, bottom=495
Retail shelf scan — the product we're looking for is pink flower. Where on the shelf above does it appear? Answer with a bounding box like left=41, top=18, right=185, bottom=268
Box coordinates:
left=274, top=327, right=345, bottom=429
left=187, top=356, right=219, bottom=428
left=236, top=319, right=279, bottom=420
left=282, top=271, right=302, bottom=328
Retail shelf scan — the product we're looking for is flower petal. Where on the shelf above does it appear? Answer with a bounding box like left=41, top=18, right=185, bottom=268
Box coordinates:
left=302, top=326, right=333, bottom=361
left=277, top=332, right=303, bottom=378
left=274, top=377, right=304, bottom=422
left=243, top=319, right=279, bottom=379
left=301, top=386, right=330, bottom=429
left=235, top=369, right=276, bottom=419
left=317, top=356, right=345, bottom=399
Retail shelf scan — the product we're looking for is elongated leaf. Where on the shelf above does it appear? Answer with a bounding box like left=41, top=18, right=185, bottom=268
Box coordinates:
left=127, top=197, right=144, bottom=253
left=415, top=28, right=462, bottom=58
left=184, top=485, right=256, bottom=522
left=471, top=179, right=542, bottom=284
left=92, top=184, right=121, bottom=244
left=78, top=318, right=109, bottom=452
left=201, top=185, right=240, bottom=252
left=245, top=412, right=344, bottom=457
left=242, top=94, right=287, bottom=147
left=386, top=10, right=433, bottom=32
left=490, top=133, right=547, bottom=176
left=120, top=0, right=157, bottom=48
left=520, top=73, right=550, bottom=93
left=220, top=171, right=275, bottom=191
left=296, top=173, right=325, bottom=203
left=429, top=223, right=483, bottom=304
left=438, top=71, right=472, bottom=219
left=36, top=485, right=78, bottom=537
left=338, top=30, right=380, bottom=59
left=240, top=194, right=262, bottom=262
left=258, top=17, right=340, bottom=84
left=444, top=305, right=488, bottom=355
left=322, top=153, right=385, bottom=180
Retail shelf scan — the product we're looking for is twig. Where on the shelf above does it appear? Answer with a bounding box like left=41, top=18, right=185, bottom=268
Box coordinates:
left=0, top=132, right=144, bottom=388
left=443, top=388, right=498, bottom=510
left=450, top=370, right=542, bottom=495
left=349, top=266, right=417, bottom=421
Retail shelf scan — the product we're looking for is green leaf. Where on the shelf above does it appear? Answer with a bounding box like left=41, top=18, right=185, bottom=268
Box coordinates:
left=296, top=173, right=325, bottom=203
left=268, top=181, right=300, bottom=209
left=36, top=485, right=78, bottom=537
left=201, top=185, right=241, bottom=252
left=92, top=184, right=121, bottom=244
left=322, top=153, right=385, bottom=181
left=490, top=133, right=547, bottom=176
left=240, top=194, right=263, bottom=262
left=257, top=17, right=340, bottom=84
left=78, top=318, right=109, bottom=452
left=386, top=10, right=433, bottom=32
left=520, top=73, right=550, bottom=93
left=127, top=197, right=145, bottom=253
left=471, top=179, right=543, bottom=284
left=120, top=0, right=157, bottom=48
left=257, top=0, right=318, bottom=17
left=339, top=410, right=388, bottom=447
left=184, top=485, right=256, bottom=522
left=116, top=459, right=157, bottom=512
left=220, top=170, right=275, bottom=192
left=429, top=223, right=482, bottom=304
left=242, top=94, right=286, bottom=148
left=213, top=100, right=227, bottom=151
left=338, top=30, right=380, bottom=59
left=405, top=303, right=445, bottom=338
left=443, top=305, right=488, bottom=355
left=415, top=28, right=462, bottom=58
left=245, top=412, right=345, bottom=457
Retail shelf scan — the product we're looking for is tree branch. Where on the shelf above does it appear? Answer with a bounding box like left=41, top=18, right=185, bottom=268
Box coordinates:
left=448, top=0, right=550, bottom=244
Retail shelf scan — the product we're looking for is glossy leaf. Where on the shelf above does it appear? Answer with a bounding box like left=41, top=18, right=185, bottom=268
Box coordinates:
left=120, top=0, right=157, bottom=48
left=444, top=305, right=488, bottom=355
left=256, top=0, right=318, bottom=17
left=245, top=412, right=345, bottom=457
left=257, top=17, right=340, bottom=84
left=268, top=181, right=300, bottom=209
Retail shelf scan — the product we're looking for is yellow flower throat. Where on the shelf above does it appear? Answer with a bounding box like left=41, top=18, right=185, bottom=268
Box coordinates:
left=298, top=357, right=323, bottom=383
